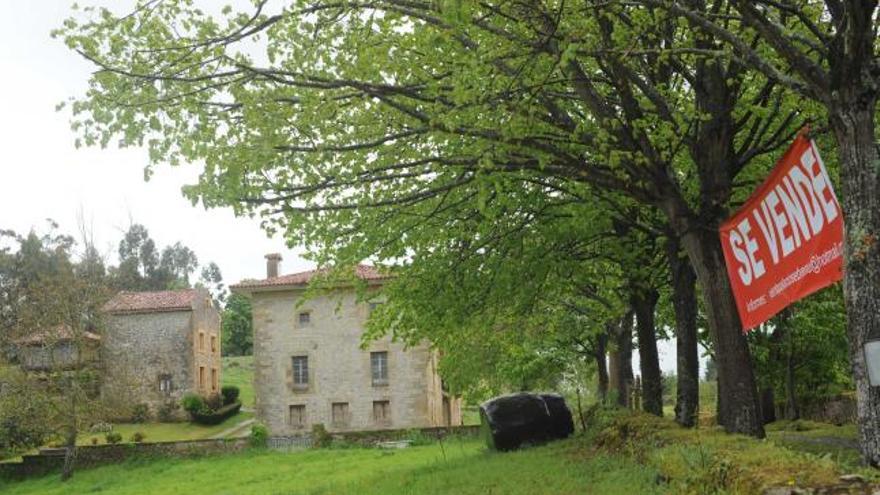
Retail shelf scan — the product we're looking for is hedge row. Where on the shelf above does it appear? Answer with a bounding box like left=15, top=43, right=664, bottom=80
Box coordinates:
left=190, top=402, right=242, bottom=425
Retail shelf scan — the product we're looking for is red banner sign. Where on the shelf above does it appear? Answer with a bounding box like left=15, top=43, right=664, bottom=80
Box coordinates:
left=720, top=134, right=844, bottom=331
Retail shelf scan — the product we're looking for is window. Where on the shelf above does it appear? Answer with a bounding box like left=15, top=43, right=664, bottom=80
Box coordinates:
left=372, top=400, right=391, bottom=424
left=211, top=335, right=217, bottom=353
left=292, top=356, right=309, bottom=388
left=371, top=351, right=388, bottom=386
left=289, top=405, right=306, bottom=428
left=199, top=366, right=206, bottom=391
left=298, top=311, right=311, bottom=326
left=332, top=402, right=349, bottom=427
left=199, top=332, right=205, bottom=352
left=159, top=374, right=173, bottom=395
left=211, top=368, right=218, bottom=392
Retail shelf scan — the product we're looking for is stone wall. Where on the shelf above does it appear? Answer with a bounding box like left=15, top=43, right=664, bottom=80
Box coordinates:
left=251, top=287, right=461, bottom=435
left=191, top=294, right=223, bottom=396
left=101, top=310, right=194, bottom=420
left=100, top=294, right=221, bottom=420
left=18, top=341, right=99, bottom=371
left=0, top=438, right=248, bottom=480
left=0, top=426, right=480, bottom=480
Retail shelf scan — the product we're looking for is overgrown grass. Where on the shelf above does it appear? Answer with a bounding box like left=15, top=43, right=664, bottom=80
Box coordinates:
left=584, top=407, right=878, bottom=494
left=0, top=438, right=663, bottom=495
left=222, top=355, right=254, bottom=407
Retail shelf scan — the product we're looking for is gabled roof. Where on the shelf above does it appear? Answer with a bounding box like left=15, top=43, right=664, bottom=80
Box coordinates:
left=231, top=264, right=389, bottom=290
left=102, top=289, right=202, bottom=314
left=13, top=325, right=101, bottom=346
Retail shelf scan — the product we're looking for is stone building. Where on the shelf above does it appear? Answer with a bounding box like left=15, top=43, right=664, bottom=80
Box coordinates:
left=232, top=255, right=461, bottom=435
left=101, top=288, right=221, bottom=419
left=13, top=325, right=101, bottom=372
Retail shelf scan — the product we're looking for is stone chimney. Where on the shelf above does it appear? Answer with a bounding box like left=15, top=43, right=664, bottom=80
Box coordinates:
left=265, top=253, right=282, bottom=279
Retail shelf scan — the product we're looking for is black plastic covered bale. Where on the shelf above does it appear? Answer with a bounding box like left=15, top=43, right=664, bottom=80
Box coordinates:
left=540, top=393, right=575, bottom=440
left=479, top=392, right=574, bottom=451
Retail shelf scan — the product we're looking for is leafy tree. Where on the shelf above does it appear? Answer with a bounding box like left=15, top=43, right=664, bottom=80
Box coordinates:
left=199, top=261, right=226, bottom=304
left=57, top=0, right=817, bottom=437
left=1, top=224, right=110, bottom=481
left=221, top=293, right=252, bottom=357
left=111, top=224, right=204, bottom=291
left=649, top=0, right=880, bottom=465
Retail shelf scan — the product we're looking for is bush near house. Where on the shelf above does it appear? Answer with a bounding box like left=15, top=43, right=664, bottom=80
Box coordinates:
left=220, top=386, right=239, bottom=406
left=190, top=403, right=242, bottom=426
left=181, top=392, right=241, bottom=426
left=130, top=404, right=149, bottom=423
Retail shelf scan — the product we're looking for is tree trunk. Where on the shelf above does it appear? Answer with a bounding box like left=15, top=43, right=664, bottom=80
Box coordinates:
left=830, top=103, right=880, bottom=466
left=632, top=288, right=662, bottom=416
left=608, top=315, right=634, bottom=408
left=593, top=332, right=609, bottom=404
left=760, top=387, right=777, bottom=424
left=784, top=344, right=799, bottom=420
left=667, top=236, right=700, bottom=427
left=671, top=218, right=764, bottom=438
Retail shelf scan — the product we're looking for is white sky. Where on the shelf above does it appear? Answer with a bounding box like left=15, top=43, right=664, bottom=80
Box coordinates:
left=0, top=1, right=312, bottom=285
left=0, top=1, right=683, bottom=374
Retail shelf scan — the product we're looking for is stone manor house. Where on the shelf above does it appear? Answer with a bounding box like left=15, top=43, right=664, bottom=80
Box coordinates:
left=232, top=254, right=462, bottom=435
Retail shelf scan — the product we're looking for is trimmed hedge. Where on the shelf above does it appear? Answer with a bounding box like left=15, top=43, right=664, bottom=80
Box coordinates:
left=190, top=402, right=242, bottom=425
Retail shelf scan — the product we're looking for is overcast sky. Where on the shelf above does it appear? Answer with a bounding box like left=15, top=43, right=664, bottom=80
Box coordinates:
left=0, top=1, right=312, bottom=285
left=0, top=1, right=684, bottom=374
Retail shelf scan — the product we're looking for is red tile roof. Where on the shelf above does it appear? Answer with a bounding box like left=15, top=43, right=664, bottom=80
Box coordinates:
left=102, top=289, right=201, bottom=314
left=231, top=264, right=389, bottom=290
left=13, top=325, right=101, bottom=346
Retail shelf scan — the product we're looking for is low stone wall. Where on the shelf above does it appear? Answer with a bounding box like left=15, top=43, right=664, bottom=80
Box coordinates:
left=0, top=425, right=481, bottom=480
left=0, top=437, right=248, bottom=480
left=331, top=424, right=481, bottom=447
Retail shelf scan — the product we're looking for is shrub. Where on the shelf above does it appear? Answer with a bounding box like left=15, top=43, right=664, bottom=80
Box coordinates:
left=130, top=432, right=146, bottom=443
left=182, top=393, right=205, bottom=415
left=405, top=429, right=433, bottom=446
left=250, top=423, right=269, bottom=448
left=221, top=386, right=240, bottom=405
left=190, top=402, right=242, bottom=425
left=312, top=423, right=331, bottom=448
left=131, top=403, right=150, bottom=423
left=105, top=432, right=122, bottom=444
left=158, top=401, right=180, bottom=422
left=90, top=437, right=99, bottom=446
left=88, top=422, right=113, bottom=433
left=205, top=393, right=223, bottom=411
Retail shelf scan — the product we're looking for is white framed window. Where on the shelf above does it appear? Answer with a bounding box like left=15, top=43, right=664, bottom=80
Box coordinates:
left=159, top=374, right=173, bottom=395
left=292, top=356, right=309, bottom=388
left=371, top=351, right=388, bottom=386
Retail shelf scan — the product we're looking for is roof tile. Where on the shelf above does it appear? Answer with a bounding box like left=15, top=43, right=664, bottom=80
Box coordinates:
left=103, top=289, right=201, bottom=314
left=231, top=264, right=388, bottom=290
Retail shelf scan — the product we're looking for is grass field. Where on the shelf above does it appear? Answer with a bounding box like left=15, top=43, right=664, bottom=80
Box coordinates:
left=222, top=355, right=255, bottom=407
left=0, top=438, right=662, bottom=495
left=76, top=411, right=254, bottom=446
left=4, top=407, right=878, bottom=494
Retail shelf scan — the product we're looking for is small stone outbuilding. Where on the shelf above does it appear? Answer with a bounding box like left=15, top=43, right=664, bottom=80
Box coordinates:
left=232, top=254, right=462, bottom=435
left=101, top=288, right=221, bottom=420
left=13, top=325, right=101, bottom=372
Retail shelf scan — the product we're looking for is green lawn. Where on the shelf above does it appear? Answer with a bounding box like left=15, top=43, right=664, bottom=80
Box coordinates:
left=76, top=411, right=254, bottom=446
left=222, top=355, right=254, bottom=408
left=0, top=438, right=663, bottom=495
